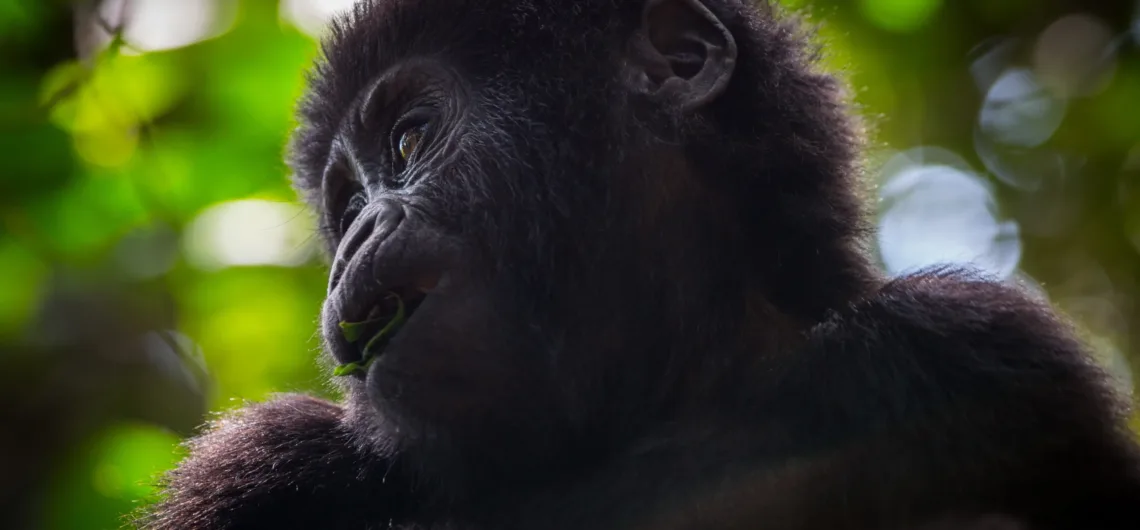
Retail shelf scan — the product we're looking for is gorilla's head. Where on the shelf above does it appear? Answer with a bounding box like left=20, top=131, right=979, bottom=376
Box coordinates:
left=288, top=0, right=870, bottom=485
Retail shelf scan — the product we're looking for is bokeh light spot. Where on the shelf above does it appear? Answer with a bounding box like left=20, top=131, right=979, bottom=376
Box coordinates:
left=90, top=0, right=235, bottom=53
left=979, top=68, right=1067, bottom=148
left=1033, top=14, right=1117, bottom=98
left=184, top=199, right=317, bottom=270
left=877, top=149, right=1022, bottom=278
left=281, top=0, right=362, bottom=37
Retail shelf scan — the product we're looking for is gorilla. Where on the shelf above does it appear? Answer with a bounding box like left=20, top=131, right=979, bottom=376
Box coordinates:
left=143, top=0, right=1140, bottom=528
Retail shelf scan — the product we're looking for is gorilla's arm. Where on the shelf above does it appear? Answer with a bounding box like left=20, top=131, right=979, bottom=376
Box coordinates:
left=678, top=271, right=1140, bottom=529
left=140, top=395, right=401, bottom=530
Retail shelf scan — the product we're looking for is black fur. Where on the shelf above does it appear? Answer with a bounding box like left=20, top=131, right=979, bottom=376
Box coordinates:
left=142, top=1, right=1140, bottom=529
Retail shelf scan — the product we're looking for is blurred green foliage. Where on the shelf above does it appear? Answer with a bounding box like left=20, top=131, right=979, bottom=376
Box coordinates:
left=0, top=0, right=1137, bottom=528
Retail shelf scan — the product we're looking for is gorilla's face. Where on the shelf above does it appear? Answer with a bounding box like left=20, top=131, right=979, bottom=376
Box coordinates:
left=316, top=61, right=593, bottom=445
left=291, top=0, right=739, bottom=468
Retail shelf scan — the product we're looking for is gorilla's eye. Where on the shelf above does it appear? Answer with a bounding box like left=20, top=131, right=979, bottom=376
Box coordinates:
left=340, top=191, right=367, bottom=235
left=397, top=124, right=426, bottom=162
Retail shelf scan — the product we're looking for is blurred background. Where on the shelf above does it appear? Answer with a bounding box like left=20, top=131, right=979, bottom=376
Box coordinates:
left=0, top=0, right=1138, bottom=528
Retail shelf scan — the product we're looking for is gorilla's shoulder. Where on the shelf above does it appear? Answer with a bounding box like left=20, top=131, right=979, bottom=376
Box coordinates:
left=801, top=267, right=1125, bottom=430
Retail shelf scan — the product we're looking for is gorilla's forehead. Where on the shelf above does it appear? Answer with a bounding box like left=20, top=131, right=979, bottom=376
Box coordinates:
left=313, top=0, right=623, bottom=106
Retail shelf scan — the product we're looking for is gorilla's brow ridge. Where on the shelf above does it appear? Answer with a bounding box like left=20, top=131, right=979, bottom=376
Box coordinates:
left=290, top=0, right=485, bottom=202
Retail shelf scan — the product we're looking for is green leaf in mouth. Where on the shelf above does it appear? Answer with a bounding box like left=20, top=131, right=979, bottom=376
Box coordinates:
left=332, top=359, right=371, bottom=377
left=338, top=319, right=376, bottom=343
left=333, top=293, right=407, bottom=377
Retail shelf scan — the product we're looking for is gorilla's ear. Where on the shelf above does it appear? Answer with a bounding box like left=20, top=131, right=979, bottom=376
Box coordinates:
left=626, top=0, right=737, bottom=111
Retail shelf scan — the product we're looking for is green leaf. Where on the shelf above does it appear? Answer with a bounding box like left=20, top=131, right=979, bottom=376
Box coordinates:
left=362, top=294, right=406, bottom=355
left=333, top=293, right=407, bottom=377
left=332, top=361, right=366, bottom=377
left=339, top=318, right=380, bottom=343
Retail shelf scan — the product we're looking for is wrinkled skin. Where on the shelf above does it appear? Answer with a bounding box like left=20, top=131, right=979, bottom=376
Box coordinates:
left=142, top=1, right=1140, bottom=529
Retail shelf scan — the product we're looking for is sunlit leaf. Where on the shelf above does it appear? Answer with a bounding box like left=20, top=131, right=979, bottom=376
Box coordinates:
left=46, top=53, right=188, bottom=134
left=38, top=60, right=90, bottom=110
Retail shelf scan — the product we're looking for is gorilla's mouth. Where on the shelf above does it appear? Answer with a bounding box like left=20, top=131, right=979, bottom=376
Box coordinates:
left=332, top=280, right=433, bottom=377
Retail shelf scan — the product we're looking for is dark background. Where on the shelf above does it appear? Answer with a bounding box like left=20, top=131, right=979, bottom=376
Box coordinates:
left=1, top=0, right=1137, bottom=528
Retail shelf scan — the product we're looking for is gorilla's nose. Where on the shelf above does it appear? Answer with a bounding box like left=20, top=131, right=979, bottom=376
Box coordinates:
left=329, top=199, right=406, bottom=293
